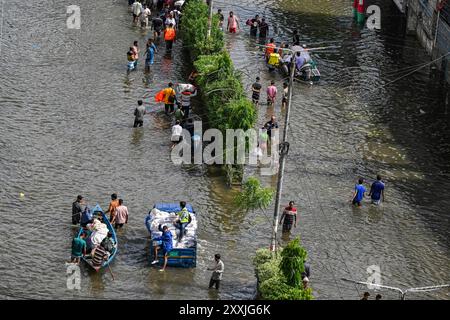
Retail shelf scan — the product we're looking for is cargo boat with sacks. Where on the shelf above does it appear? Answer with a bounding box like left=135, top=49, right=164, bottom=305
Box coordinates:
left=146, top=203, right=197, bottom=268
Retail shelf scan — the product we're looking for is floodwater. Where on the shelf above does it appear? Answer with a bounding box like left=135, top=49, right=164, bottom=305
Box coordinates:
left=0, top=0, right=448, bottom=300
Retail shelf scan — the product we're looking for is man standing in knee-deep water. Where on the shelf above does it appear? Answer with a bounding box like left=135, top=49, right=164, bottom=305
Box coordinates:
left=106, top=193, right=119, bottom=222
left=132, top=0, right=143, bottom=25
left=259, top=17, right=269, bottom=39
left=207, top=254, right=224, bottom=290
left=251, top=77, right=262, bottom=107
left=163, top=82, right=176, bottom=115
left=266, top=80, right=277, bottom=107
left=145, top=39, right=157, bottom=73
left=279, top=201, right=297, bottom=232
left=164, top=23, right=176, bottom=53
left=132, top=41, right=140, bottom=70
left=111, top=199, right=129, bottom=230
left=72, top=195, right=84, bottom=225
left=227, top=11, right=240, bottom=34
left=368, top=175, right=385, bottom=205
left=152, top=15, right=164, bottom=40
left=351, top=178, right=366, bottom=207
left=133, top=100, right=146, bottom=128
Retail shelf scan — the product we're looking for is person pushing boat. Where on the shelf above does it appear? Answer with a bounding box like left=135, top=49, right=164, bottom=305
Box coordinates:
left=70, top=232, right=87, bottom=264
left=72, top=195, right=84, bottom=225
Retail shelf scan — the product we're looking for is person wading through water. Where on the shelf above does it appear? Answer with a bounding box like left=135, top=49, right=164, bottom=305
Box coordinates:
left=105, top=193, right=119, bottom=221
left=279, top=201, right=297, bottom=232
left=145, top=39, right=157, bottom=72
left=164, top=23, right=176, bottom=54
left=72, top=195, right=84, bottom=225
left=251, top=76, right=262, bottom=107
left=207, top=254, right=224, bottom=290
left=133, top=100, right=146, bottom=127
left=163, top=82, right=176, bottom=115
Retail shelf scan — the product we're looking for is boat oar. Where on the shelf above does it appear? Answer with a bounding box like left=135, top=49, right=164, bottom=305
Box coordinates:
left=108, top=264, right=115, bottom=281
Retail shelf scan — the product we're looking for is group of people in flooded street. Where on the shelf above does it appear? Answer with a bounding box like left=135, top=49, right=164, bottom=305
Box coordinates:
left=69, top=0, right=388, bottom=295
left=127, top=0, right=181, bottom=72
left=70, top=194, right=124, bottom=267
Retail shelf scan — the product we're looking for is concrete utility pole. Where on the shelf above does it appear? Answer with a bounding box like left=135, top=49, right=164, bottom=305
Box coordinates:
left=270, top=52, right=297, bottom=252
left=434, top=1, right=447, bottom=49
left=207, top=0, right=214, bottom=37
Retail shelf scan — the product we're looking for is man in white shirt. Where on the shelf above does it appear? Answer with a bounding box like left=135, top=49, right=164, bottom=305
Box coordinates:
left=132, top=1, right=143, bottom=24
left=171, top=10, right=182, bottom=28
left=171, top=120, right=183, bottom=149
left=180, top=88, right=197, bottom=119
left=165, top=13, right=177, bottom=28
left=140, top=5, right=151, bottom=29
left=300, top=45, right=311, bottom=63
left=207, top=254, right=224, bottom=290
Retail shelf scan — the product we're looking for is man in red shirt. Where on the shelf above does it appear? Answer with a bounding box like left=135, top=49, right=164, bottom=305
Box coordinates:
left=279, top=201, right=297, bottom=232
left=265, top=38, right=276, bottom=62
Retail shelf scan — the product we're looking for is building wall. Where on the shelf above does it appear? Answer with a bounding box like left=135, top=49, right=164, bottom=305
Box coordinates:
left=406, top=0, right=450, bottom=83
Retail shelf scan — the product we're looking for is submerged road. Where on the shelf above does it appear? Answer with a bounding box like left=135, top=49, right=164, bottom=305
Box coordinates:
left=0, top=0, right=448, bottom=300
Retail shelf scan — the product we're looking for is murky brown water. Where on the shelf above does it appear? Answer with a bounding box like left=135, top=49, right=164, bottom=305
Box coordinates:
left=0, top=0, right=449, bottom=300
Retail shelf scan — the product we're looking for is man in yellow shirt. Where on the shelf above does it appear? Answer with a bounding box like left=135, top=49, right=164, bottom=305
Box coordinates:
left=174, top=201, right=191, bottom=241
left=163, top=82, right=176, bottom=115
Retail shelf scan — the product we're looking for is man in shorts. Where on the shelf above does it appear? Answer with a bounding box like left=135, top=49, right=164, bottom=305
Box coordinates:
left=368, top=175, right=385, bottom=205
left=132, top=0, right=143, bottom=24
left=151, top=224, right=173, bottom=272
left=152, top=16, right=164, bottom=40
left=140, top=5, right=151, bottom=29
left=227, top=11, right=239, bottom=33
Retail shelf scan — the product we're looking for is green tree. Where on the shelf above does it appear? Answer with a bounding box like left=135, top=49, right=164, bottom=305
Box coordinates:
left=234, top=177, right=274, bottom=212
left=279, top=237, right=307, bottom=288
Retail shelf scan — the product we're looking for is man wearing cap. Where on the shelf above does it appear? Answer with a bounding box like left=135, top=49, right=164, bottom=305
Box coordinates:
left=72, top=195, right=84, bottom=225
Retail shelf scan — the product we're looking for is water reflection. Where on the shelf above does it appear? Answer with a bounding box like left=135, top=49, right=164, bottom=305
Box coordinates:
left=130, top=127, right=144, bottom=146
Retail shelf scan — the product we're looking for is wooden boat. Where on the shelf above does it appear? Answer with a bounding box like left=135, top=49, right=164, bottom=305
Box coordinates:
left=278, top=60, right=321, bottom=84
left=76, top=204, right=117, bottom=272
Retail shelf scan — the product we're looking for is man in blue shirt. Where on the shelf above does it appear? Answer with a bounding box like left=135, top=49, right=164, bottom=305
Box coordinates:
left=145, top=39, right=157, bottom=73
left=151, top=224, right=173, bottom=272
left=352, top=178, right=366, bottom=207
left=369, top=175, right=385, bottom=205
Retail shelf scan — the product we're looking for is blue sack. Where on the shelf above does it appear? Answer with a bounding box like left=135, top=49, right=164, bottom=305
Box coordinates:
left=80, top=206, right=93, bottom=225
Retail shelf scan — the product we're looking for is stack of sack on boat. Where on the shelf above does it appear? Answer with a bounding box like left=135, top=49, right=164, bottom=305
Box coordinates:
left=148, top=208, right=197, bottom=248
